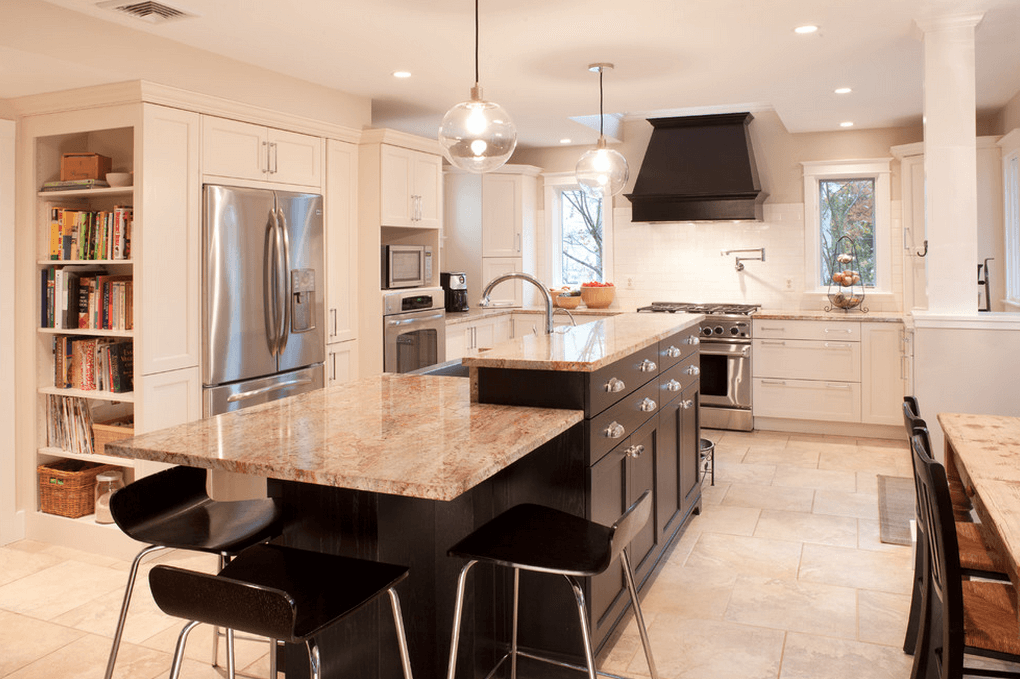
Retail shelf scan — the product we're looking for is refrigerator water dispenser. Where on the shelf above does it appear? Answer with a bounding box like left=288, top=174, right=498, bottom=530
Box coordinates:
left=291, top=268, right=316, bottom=333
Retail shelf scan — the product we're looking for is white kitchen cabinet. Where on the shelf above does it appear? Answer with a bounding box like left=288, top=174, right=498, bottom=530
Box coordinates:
left=327, top=340, right=359, bottom=386
left=753, top=338, right=861, bottom=382
left=481, top=257, right=523, bottom=307
left=202, top=116, right=322, bottom=187
left=482, top=173, right=526, bottom=257
left=325, top=139, right=358, bottom=345
left=754, top=378, right=862, bottom=422
left=380, top=145, right=441, bottom=228
left=861, top=323, right=907, bottom=425
left=446, top=314, right=512, bottom=359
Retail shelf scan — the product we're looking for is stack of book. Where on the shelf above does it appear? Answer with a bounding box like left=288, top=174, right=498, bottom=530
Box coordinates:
left=54, top=337, right=133, bottom=394
left=48, top=206, right=132, bottom=261
left=46, top=394, right=95, bottom=455
left=41, top=268, right=133, bottom=331
left=40, top=179, right=110, bottom=192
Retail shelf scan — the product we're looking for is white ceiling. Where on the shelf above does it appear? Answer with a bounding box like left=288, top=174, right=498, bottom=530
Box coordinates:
left=9, top=0, right=1020, bottom=148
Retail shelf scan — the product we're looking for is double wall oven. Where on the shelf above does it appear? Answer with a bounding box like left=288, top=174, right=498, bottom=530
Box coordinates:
left=383, top=287, right=446, bottom=373
left=638, top=303, right=759, bottom=431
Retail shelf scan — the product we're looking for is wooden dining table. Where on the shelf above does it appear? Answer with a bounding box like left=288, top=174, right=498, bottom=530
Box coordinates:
left=938, top=413, right=1020, bottom=604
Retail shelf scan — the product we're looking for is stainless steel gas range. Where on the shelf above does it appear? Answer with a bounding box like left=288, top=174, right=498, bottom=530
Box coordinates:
left=637, top=302, right=759, bottom=431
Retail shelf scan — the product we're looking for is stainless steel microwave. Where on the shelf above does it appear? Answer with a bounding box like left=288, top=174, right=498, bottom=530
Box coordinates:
left=382, top=244, right=433, bottom=289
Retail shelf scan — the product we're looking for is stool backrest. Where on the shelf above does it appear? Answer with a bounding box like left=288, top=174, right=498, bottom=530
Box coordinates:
left=110, top=466, right=210, bottom=538
left=911, top=432, right=966, bottom=679
left=609, top=490, right=652, bottom=564
left=149, top=564, right=299, bottom=642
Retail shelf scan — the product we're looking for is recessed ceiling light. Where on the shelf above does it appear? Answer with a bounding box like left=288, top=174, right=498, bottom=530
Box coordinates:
left=834, top=87, right=852, bottom=94
left=560, top=138, right=572, bottom=144
left=840, top=121, right=854, bottom=128
left=392, top=71, right=412, bottom=78
left=794, top=25, right=818, bottom=34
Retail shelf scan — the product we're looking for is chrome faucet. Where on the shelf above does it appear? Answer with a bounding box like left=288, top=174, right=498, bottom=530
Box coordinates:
left=480, top=272, right=555, bottom=334
left=721, top=247, right=766, bottom=271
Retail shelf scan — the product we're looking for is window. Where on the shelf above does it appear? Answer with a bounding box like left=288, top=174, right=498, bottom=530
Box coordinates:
left=802, top=160, right=891, bottom=292
left=543, top=173, right=614, bottom=286
left=1004, top=149, right=1020, bottom=306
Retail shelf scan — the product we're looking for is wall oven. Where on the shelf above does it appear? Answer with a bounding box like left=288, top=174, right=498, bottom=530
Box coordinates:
left=383, top=288, right=446, bottom=373
left=382, top=244, right=433, bottom=289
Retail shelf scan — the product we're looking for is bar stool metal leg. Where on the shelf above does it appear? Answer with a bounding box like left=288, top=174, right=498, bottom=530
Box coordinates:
left=621, top=548, right=659, bottom=679
left=104, top=544, right=166, bottom=679
left=564, top=575, right=598, bottom=679
left=211, top=552, right=238, bottom=679
left=510, top=568, right=520, bottom=679
left=306, top=638, right=321, bottom=679
left=387, top=587, right=414, bottom=679
left=446, top=560, right=478, bottom=679
left=170, top=620, right=202, bottom=679
left=269, top=638, right=278, bottom=678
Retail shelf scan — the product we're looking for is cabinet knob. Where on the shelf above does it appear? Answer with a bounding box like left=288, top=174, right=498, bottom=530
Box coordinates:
left=626, top=444, right=646, bottom=458
left=604, top=377, right=626, bottom=393
left=684, top=365, right=700, bottom=376
left=681, top=399, right=694, bottom=409
left=640, top=359, right=657, bottom=373
left=639, top=397, right=657, bottom=413
left=666, top=379, right=681, bottom=393
left=603, top=422, right=626, bottom=439
left=684, top=335, right=700, bottom=345
left=665, top=346, right=682, bottom=358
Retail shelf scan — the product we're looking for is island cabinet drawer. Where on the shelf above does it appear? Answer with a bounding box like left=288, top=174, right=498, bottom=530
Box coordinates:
left=753, top=338, right=860, bottom=382
left=754, top=319, right=860, bottom=341
left=587, top=379, right=660, bottom=465
left=659, top=353, right=700, bottom=406
left=658, top=328, right=700, bottom=369
left=587, top=343, right=660, bottom=416
left=753, top=377, right=861, bottom=422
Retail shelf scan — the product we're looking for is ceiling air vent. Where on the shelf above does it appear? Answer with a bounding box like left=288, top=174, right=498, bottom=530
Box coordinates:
left=97, top=0, right=198, bottom=23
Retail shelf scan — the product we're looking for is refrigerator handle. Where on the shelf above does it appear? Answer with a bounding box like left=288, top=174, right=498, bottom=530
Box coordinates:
left=276, top=208, right=291, bottom=355
left=263, top=210, right=280, bottom=356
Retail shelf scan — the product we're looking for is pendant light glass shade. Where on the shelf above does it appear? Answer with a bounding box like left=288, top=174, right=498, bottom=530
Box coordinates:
left=439, top=0, right=517, bottom=173
left=440, top=85, right=517, bottom=173
left=575, top=64, right=629, bottom=196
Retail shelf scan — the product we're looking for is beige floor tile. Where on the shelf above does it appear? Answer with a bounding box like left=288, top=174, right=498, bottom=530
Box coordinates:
left=712, top=441, right=749, bottom=463
left=813, top=489, right=881, bottom=520
left=772, top=466, right=857, bottom=492
left=701, top=482, right=729, bottom=505
left=754, top=509, right=858, bottom=548
left=818, top=448, right=904, bottom=475
left=640, top=561, right=738, bottom=620
left=744, top=446, right=820, bottom=468
left=857, top=590, right=911, bottom=647
left=724, top=575, right=857, bottom=639
left=686, top=533, right=803, bottom=581
left=858, top=518, right=915, bottom=553
left=718, top=430, right=789, bottom=447
left=0, top=548, right=62, bottom=589
left=4, top=633, right=169, bottom=679
left=722, top=483, right=815, bottom=513
left=779, top=631, right=913, bottom=679
left=786, top=435, right=857, bottom=458
left=860, top=438, right=908, bottom=450
left=685, top=504, right=761, bottom=537
left=799, top=543, right=913, bottom=594
left=28, top=543, right=123, bottom=569
left=0, top=560, right=127, bottom=620
left=141, top=619, right=272, bottom=671
left=715, top=461, right=777, bottom=485
left=0, top=610, right=86, bottom=676
left=632, top=616, right=785, bottom=679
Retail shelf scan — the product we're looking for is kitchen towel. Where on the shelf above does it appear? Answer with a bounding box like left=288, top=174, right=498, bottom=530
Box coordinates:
left=877, top=475, right=914, bottom=546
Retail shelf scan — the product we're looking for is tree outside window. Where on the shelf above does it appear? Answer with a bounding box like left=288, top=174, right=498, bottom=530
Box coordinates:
left=819, top=178, right=876, bottom=287
left=560, top=188, right=603, bottom=284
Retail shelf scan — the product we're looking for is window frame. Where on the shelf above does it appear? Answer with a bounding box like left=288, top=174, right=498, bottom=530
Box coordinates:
left=802, top=159, right=892, bottom=294
left=542, top=172, right=614, bottom=287
left=1002, top=142, right=1020, bottom=308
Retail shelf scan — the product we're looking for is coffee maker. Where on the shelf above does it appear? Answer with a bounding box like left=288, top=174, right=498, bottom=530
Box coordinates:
left=441, top=272, right=469, bottom=312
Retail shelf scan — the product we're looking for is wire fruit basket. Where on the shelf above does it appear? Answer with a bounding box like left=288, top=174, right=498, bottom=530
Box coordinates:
left=825, top=235, right=868, bottom=313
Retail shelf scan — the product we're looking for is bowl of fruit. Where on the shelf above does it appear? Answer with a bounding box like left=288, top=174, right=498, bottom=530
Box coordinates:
left=579, top=281, right=615, bottom=309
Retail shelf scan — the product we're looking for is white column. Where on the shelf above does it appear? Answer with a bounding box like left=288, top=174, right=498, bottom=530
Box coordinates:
left=918, top=14, right=984, bottom=314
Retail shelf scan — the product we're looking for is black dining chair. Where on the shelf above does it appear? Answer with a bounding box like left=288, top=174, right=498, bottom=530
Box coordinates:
left=148, top=542, right=414, bottom=679
left=903, top=397, right=971, bottom=518
left=909, top=433, right=1020, bottom=679
left=445, top=490, right=658, bottom=679
left=105, top=465, right=284, bottom=679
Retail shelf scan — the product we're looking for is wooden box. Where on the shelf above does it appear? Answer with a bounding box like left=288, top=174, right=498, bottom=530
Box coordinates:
left=93, top=416, right=134, bottom=456
left=60, top=153, right=112, bottom=181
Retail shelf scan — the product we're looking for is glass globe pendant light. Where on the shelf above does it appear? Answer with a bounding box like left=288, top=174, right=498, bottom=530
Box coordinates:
left=575, top=63, right=629, bottom=196
left=439, top=0, right=517, bottom=173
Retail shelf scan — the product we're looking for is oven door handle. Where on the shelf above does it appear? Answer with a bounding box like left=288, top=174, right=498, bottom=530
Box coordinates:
left=387, top=311, right=446, bottom=327
left=700, top=344, right=751, bottom=357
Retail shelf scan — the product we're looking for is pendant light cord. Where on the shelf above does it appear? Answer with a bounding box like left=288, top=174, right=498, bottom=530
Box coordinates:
left=474, top=0, right=480, bottom=86
left=599, top=67, right=605, bottom=138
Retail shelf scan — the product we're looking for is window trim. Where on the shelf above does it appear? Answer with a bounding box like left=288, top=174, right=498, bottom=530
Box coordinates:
left=802, top=159, right=892, bottom=293
left=1000, top=129, right=1020, bottom=309
left=542, top=172, right=614, bottom=287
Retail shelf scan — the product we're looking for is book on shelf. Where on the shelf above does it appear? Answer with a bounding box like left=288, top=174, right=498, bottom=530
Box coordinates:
left=46, top=394, right=95, bottom=456
left=48, top=206, right=132, bottom=261
left=41, top=266, right=132, bottom=331
left=52, top=336, right=132, bottom=393
left=40, top=179, right=110, bottom=192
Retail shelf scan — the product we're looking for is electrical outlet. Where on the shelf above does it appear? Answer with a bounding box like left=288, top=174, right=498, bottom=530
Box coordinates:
left=626, top=277, right=634, bottom=289
left=785, top=278, right=793, bottom=290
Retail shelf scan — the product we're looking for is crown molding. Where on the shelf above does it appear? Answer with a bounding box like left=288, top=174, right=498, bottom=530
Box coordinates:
left=359, top=127, right=444, bottom=155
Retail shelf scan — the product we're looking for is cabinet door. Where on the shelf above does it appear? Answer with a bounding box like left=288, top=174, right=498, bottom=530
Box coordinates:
left=482, top=173, right=520, bottom=257
left=413, top=152, right=442, bottom=228
left=472, top=318, right=497, bottom=350
left=380, top=145, right=413, bottom=226
left=139, top=104, right=201, bottom=375
left=491, top=315, right=512, bottom=346
left=202, top=116, right=267, bottom=181
left=446, top=324, right=471, bottom=360
left=679, top=383, right=701, bottom=516
left=269, top=128, right=322, bottom=187
left=326, top=140, right=358, bottom=344
left=753, top=339, right=860, bottom=381
left=861, top=323, right=906, bottom=425
left=656, top=400, right=681, bottom=542
left=135, top=366, right=202, bottom=434
left=626, top=418, right=659, bottom=583
left=327, top=340, right=359, bottom=386
left=753, top=378, right=861, bottom=421
left=481, top=257, right=522, bottom=307
left=589, top=444, right=627, bottom=635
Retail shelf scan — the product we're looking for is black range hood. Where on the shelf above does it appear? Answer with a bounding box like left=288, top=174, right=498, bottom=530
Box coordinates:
left=625, top=112, right=767, bottom=222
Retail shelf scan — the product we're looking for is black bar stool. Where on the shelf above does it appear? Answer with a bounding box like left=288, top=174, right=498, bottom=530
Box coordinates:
left=105, top=465, right=284, bottom=679
left=445, top=490, right=658, bottom=679
left=149, top=543, right=414, bottom=679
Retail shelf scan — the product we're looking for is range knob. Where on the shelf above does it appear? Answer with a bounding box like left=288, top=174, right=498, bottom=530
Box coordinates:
left=701, top=327, right=713, bottom=337
left=730, top=326, right=740, bottom=335
left=713, top=326, right=724, bottom=335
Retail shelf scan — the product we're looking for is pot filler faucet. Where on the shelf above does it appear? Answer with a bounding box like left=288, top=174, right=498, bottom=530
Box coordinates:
left=480, top=272, right=555, bottom=334
left=721, top=247, right=766, bottom=272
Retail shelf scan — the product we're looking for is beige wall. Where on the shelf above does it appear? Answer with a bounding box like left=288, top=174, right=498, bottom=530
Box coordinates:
left=0, top=103, right=15, bottom=120
left=2, top=0, right=371, bottom=130
left=511, top=110, right=921, bottom=206
left=996, top=89, right=1020, bottom=135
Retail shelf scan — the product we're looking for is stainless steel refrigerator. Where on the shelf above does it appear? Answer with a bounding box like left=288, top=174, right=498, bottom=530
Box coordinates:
left=202, top=185, right=325, bottom=417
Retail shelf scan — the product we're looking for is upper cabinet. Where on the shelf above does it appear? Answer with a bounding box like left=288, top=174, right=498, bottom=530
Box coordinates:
left=482, top=172, right=527, bottom=257
left=380, top=144, right=441, bottom=228
left=202, top=117, right=322, bottom=187
left=325, top=139, right=358, bottom=345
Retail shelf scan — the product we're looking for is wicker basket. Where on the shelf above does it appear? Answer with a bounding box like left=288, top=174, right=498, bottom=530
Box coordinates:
left=38, top=459, right=117, bottom=518
left=580, top=285, right=615, bottom=309
left=92, top=417, right=134, bottom=456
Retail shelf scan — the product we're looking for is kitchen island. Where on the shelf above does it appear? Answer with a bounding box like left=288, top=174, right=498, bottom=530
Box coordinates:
left=106, top=312, right=701, bottom=679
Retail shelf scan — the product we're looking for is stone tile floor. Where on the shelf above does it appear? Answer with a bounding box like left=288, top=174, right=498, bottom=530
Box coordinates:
left=0, top=430, right=930, bottom=678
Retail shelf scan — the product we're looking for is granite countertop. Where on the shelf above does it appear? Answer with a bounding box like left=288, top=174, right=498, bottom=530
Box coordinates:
left=756, top=309, right=905, bottom=323
left=461, top=312, right=702, bottom=372
left=105, top=375, right=583, bottom=502
left=445, top=306, right=623, bottom=325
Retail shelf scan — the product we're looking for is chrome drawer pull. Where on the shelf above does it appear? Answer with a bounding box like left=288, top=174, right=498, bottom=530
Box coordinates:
left=666, top=379, right=681, bottom=392
left=604, top=377, right=626, bottom=393
left=626, top=444, right=646, bottom=458
left=640, top=359, right=657, bottom=372
left=824, top=327, right=854, bottom=334
left=604, top=422, right=626, bottom=439
left=665, top=346, right=682, bottom=358
left=681, top=399, right=694, bottom=409
left=684, top=335, right=700, bottom=345
left=640, top=398, right=657, bottom=412
left=824, top=342, right=852, bottom=349
left=684, top=365, right=700, bottom=376
left=761, top=340, right=786, bottom=346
